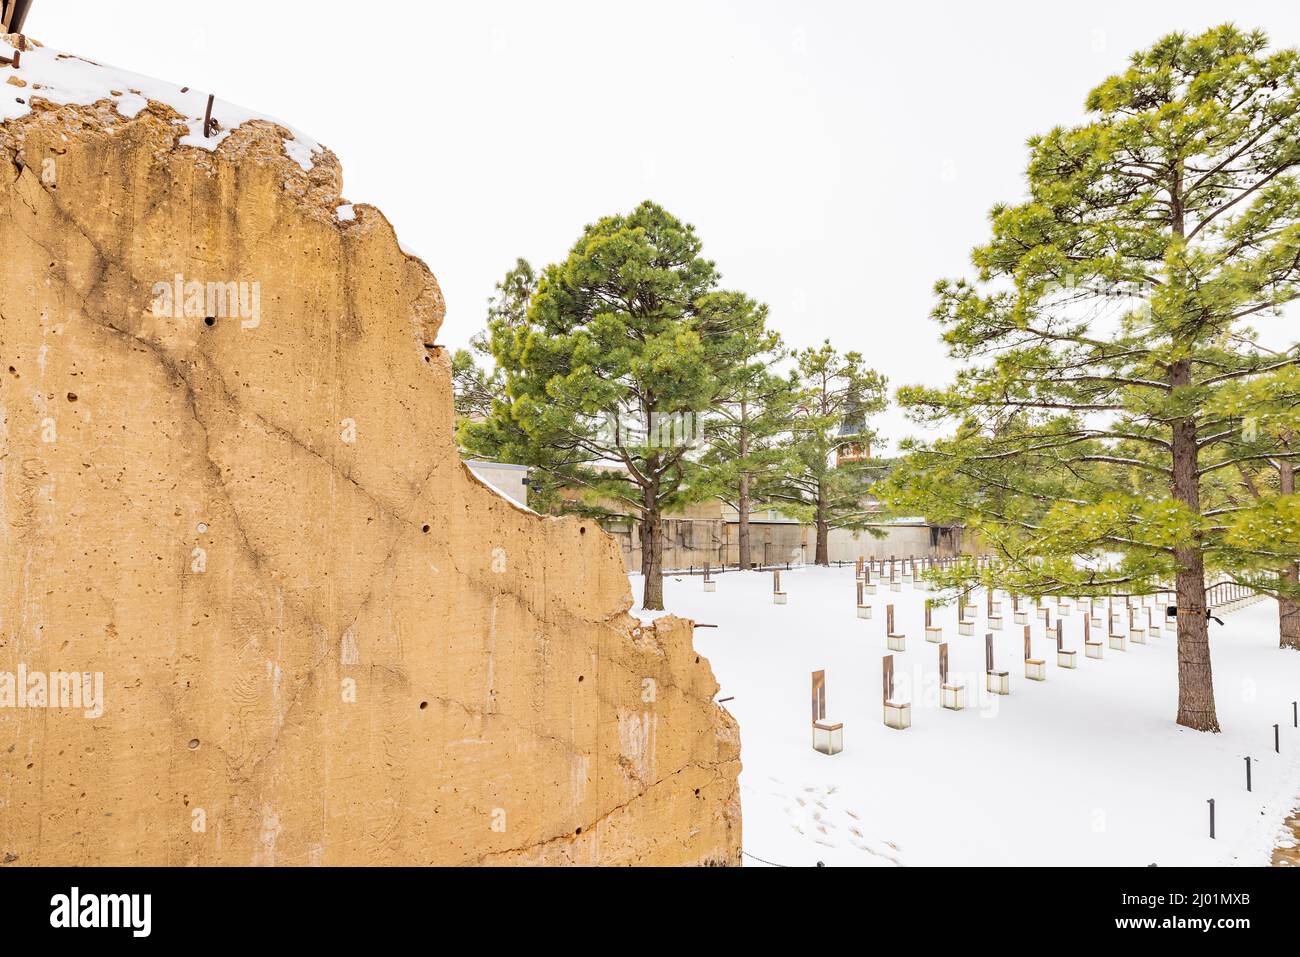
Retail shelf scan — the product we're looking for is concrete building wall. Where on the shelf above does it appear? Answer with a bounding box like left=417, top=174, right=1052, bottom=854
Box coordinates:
left=826, top=524, right=968, bottom=562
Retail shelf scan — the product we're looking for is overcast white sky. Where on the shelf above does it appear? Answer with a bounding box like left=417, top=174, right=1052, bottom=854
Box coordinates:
left=33, top=1, right=1300, bottom=450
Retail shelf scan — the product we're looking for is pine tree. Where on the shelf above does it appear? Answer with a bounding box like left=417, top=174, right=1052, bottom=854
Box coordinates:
left=453, top=259, right=537, bottom=425
left=459, top=258, right=588, bottom=513
left=473, top=202, right=765, bottom=610
left=696, top=308, right=797, bottom=570
left=768, top=342, right=887, bottom=565
left=451, top=348, right=497, bottom=421
left=888, top=26, right=1300, bottom=731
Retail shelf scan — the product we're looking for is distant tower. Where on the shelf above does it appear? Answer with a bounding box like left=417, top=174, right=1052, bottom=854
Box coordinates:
left=835, top=395, right=871, bottom=465
left=1, top=0, right=33, bottom=34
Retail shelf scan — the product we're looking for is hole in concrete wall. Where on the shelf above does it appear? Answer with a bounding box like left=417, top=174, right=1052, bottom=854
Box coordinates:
left=422, top=525, right=430, bottom=533
left=187, top=739, right=200, bottom=750
left=204, top=317, right=215, bottom=327
left=579, top=527, right=586, bottom=535
left=66, top=393, right=77, bottom=402
left=578, top=675, right=584, bottom=683
left=419, top=701, right=428, bottom=710
left=574, top=827, right=582, bottom=836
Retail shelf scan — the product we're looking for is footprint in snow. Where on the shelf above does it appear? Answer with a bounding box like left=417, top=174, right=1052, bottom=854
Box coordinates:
left=854, top=842, right=903, bottom=866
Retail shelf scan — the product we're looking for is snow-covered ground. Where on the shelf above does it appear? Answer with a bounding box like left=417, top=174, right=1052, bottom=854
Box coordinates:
left=633, top=565, right=1300, bottom=867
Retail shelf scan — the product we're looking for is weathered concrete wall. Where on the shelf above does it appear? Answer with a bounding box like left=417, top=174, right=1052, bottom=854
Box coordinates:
left=0, top=41, right=740, bottom=865
left=825, top=524, right=969, bottom=563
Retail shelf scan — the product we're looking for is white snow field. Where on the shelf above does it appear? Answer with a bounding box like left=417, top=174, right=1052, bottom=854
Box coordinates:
left=633, top=565, right=1300, bottom=867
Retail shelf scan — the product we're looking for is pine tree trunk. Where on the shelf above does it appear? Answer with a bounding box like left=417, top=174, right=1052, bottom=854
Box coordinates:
left=738, top=407, right=751, bottom=569
left=1170, top=386, right=1219, bottom=732
left=1174, top=548, right=1218, bottom=730
left=738, top=472, right=751, bottom=570
left=1280, top=568, right=1300, bottom=651
left=640, top=491, right=664, bottom=611
left=1280, top=460, right=1300, bottom=650
left=814, top=484, right=829, bottom=565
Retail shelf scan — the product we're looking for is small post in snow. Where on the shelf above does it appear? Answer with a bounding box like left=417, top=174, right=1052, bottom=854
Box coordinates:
left=886, top=604, right=904, bottom=652
left=940, top=641, right=966, bottom=710
left=1245, top=756, right=1252, bottom=792
left=1275, top=723, right=1281, bottom=754
left=1057, top=617, right=1077, bottom=668
left=1024, top=625, right=1045, bottom=681
left=986, top=632, right=1009, bottom=695
left=810, top=669, right=842, bottom=755
left=883, top=654, right=910, bottom=730
left=1207, top=798, right=1215, bottom=839
left=924, top=598, right=941, bottom=642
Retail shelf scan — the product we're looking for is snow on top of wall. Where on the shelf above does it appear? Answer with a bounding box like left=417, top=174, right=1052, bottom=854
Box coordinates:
left=0, top=40, right=322, bottom=172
